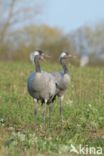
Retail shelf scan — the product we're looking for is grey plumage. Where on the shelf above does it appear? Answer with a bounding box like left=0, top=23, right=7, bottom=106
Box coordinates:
left=27, top=50, right=56, bottom=123
left=28, top=71, right=56, bottom=103
left=51, top=52, right=71, bottom=120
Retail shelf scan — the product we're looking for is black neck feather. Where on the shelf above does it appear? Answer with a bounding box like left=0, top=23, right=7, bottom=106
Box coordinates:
left=60, top=58, right=68, bottom=74
left=34, top=56, right=41, bottom=72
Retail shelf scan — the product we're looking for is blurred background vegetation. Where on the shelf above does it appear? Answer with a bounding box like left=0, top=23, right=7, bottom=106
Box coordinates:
left=0, top=0, right=104, bottom=66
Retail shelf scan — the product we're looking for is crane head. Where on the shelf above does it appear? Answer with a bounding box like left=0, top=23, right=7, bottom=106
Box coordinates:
left=59, top=52, right=77, bottom=60
left=31, top=50, right=51, bottom=62
left=60, top=52, right=72, bottom=59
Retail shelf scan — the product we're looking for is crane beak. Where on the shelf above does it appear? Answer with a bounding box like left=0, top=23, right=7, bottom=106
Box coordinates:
left=67, top=54, right=77, bottom=59
left=40, top=54, right=51, bottom=61
left=67, top=54, right=72, bottom=58
left=64, top=54, right=72, bottom=59
left=44, top=54, right=51, bottom=58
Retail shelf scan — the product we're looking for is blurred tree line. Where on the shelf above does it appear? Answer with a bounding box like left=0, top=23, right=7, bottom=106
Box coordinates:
left=0, top=0, right=72, bottom=62
left=0, top=0, right=104, bottom=65
left=70, top=23, right=104, bottom=65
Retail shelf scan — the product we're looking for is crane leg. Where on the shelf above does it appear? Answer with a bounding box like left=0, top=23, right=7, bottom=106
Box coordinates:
left=43, top=99, right=47, bottom=124
left=49, top=98, right=53, bottom=127
left=34, top=98, right=38, bottom=124
left=59, top=96, right=64, bottom=123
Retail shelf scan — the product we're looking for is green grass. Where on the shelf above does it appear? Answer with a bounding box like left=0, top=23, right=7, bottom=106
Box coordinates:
left=0, top=62, right=104, bottom=156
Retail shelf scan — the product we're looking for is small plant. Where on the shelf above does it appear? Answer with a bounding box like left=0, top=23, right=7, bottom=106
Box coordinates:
left=0, top=62, right=104, bottom=155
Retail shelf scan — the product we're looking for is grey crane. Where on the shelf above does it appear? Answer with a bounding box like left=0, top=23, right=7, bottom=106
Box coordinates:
left=51, top=52, right=72, bottom=121
left=27, top=50, right=56, bottom=124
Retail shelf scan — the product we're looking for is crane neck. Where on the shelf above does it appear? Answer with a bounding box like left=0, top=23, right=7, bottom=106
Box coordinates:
left=34, top=56, right=41, bottom=73
left=60, top=58, right=69, bottom=74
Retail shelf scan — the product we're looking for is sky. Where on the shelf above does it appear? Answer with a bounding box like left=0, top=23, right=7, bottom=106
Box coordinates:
left=39, top=0, right=104, bottom=33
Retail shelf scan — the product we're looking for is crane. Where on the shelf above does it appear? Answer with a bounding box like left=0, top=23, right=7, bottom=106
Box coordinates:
left=51, top=52, right=72, bottom=121
left=27, top=50, right=56, bottom=124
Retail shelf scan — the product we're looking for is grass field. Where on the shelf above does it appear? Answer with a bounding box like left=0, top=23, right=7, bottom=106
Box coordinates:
left=0, top=62, right=104, bottom=156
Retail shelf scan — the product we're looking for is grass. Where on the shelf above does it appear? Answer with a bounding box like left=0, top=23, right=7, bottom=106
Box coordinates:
left=0, top=61, right=104, bottom=156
